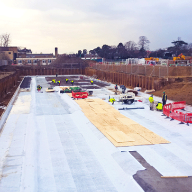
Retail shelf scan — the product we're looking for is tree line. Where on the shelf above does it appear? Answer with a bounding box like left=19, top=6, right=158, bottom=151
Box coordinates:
left=77, top=36, right=192, bottom=60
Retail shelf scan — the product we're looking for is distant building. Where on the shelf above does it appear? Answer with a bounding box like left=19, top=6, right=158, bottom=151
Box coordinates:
left=0, top=46, right=58, bottom=66
left=0, top=47, right=18, bottom=61
left=16, top=54, right=56, bottom=66
left=18, top=48, right=32, bottom=54
left=81, top=54, right=102, bottom=62
left=15, top=47, right=58, bottom=66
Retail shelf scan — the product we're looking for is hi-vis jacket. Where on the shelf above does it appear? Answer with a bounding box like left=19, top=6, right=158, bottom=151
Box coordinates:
left=149, top=96, right=154, bottom=103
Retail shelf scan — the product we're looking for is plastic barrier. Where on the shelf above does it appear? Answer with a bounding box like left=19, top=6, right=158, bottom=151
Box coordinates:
left=163, top=101, right=192, bottom=125
left=163, top=103, right=172, bottom=117
left=171, top=101, right=186, bottom=110
left=72, top=91, right=88, bottom=99
left=170, top=110, right=185, bottom=123
left=184, top=113, right=192, bottom=125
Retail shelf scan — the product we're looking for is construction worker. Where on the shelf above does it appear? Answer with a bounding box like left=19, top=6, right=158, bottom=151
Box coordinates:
left=109, top=97, right=115, bottom=105
left=71, top=80, right=74, bottom=86
left=162, top=92, right=167, bottom=106
left=149, top=94, right=154, bottom=110
left=122, top=85, right=126, bottom=94
left=37, top=85, right=42, bottom=92
left=156, top=102, right=163, bottom=111
left=65, top=78, right=69, bottom=83
left=52, top=79, right=56, bottom=83
left=57, top=80, right=61, bottom=86
left=90, top=80, right=93, bottom=85
left=115, top=84, right=118, bottom=95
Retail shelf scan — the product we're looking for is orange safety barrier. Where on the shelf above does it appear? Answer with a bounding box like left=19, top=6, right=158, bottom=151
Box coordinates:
left=72, top=91, right=88, bottom=99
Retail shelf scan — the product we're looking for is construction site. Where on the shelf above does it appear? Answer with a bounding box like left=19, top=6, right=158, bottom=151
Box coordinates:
left=0, top=61, right=192, bottom=192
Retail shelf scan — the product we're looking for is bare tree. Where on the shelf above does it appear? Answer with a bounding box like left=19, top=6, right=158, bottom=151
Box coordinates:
left=124, top=41, right=137, bottom=51
left=0, top=33, right=11, bottom=47
left=138, top=36, right=150, bottom=51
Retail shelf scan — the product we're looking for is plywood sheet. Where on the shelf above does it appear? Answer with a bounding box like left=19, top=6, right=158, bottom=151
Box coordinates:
left=129, top=124, right=170, bottom=144
left=75, top=98, right=170, bottom=147
left=46, top=88, right=55, bottom=92
left=106, top=131, right=135, bottom=142
left=116, top=117, right=138, bottom=125
left=60, top=86, right=70, bottom=90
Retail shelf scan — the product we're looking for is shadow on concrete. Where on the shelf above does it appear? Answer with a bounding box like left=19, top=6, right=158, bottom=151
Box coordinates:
left=129, top=151, right=192, bottom=192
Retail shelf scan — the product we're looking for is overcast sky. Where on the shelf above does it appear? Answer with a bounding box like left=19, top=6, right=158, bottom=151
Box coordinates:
left=0, top=0, right=191, bottom=54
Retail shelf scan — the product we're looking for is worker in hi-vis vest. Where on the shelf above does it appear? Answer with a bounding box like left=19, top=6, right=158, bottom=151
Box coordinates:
left=149, top=94, right=154, bottom=110
left=156, top=102, right=163, bottom=111
left=109, top=98, right=115, bottom=105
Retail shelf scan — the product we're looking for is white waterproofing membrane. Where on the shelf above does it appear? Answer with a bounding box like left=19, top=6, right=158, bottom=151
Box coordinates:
left=0, top=75, right=192, bottom=192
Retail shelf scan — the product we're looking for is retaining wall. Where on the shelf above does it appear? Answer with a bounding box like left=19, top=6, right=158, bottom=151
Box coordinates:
left=84, top=68, right=169, bottom=91
left=0, top=71, right=20, bottom=99
left=18, top=68, right=84, bottom=76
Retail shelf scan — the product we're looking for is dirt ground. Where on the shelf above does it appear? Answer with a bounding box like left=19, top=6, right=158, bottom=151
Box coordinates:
left=153, top=81, right=192, bottom=105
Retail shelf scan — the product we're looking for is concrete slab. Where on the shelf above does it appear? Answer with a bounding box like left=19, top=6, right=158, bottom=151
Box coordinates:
left=1, top=76, right=192, bottom=191
left=0, top=76, right=144, bottom=192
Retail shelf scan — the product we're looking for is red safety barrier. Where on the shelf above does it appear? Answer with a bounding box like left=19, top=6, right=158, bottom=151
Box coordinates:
left=163, top=101, right=192, bottom=125
left=184, top=113, right=192, bottom=124
left=170, top=110, right=185, bottom=123
left=163, top=103, right=172, bottom=117
left=171, top=101, right=186, bottom=110
left=72, top=91, right=88, bottom=99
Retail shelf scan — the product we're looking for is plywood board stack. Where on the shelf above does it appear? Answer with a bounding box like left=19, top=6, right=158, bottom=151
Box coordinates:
left=75, top=98, right=170, bottom=147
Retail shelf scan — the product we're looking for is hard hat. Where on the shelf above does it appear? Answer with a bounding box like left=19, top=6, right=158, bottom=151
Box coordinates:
left=163, top=91, right=165, bottom=94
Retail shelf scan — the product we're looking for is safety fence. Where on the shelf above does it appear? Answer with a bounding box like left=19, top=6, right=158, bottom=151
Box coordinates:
left=72, top=91, right=88, bottom=99
left=163, top=101, right=192, bottom=125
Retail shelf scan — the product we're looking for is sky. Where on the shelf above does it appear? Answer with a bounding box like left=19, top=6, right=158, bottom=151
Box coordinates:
left=0, top=0, right=192, bottom=54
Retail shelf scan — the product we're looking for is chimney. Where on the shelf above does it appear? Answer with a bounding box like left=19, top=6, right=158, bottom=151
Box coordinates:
left=55, top=47, right=58, bottom=58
